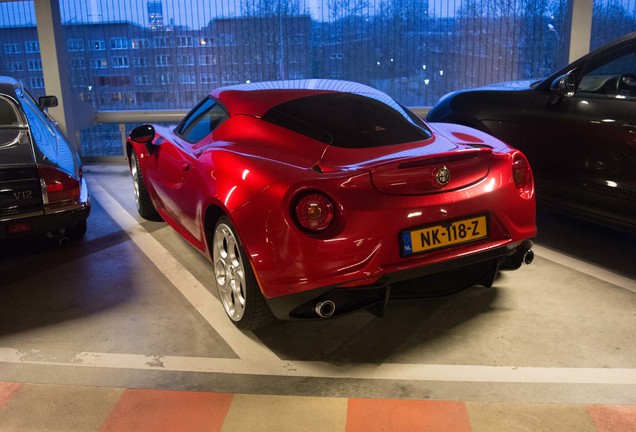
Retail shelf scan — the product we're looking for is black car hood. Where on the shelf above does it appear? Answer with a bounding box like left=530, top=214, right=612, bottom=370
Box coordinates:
left=428, top=79, right=542, bottom=128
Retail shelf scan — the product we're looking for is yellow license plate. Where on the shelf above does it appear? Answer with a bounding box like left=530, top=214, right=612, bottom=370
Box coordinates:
left=400, top=215, right=488, bottom=256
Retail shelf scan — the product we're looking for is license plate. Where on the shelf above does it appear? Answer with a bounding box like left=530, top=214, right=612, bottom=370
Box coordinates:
left=400, top=215, right=488, bottom=256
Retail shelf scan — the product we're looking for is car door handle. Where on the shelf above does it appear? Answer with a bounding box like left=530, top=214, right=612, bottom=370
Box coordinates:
left=622, top=123, right=636, bottom=130
left=181, top=162, right=190, bottom=172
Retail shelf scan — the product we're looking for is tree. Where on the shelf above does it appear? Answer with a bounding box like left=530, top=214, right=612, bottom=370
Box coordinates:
left=591, top=0, right=635, bottom=49
left=241, top=0, right=303, bottom=17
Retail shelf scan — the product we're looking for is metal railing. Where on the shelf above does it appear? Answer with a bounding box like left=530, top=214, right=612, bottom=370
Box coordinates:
left=86, top=107, right=431, bottom=163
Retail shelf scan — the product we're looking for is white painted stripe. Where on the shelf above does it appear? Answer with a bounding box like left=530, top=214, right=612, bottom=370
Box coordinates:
left=1, top=348, right=635, bottom=385
left=86, top=178, right=280, bottom=363
left=47, top=173, right=633, bottom=389
left=533, top=245, right=636, bottom=293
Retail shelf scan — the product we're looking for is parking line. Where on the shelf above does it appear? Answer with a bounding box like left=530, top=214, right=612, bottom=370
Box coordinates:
left=1, top=348, right=635, bottom=386
left=533, top=245, right=636, bottom=293
left=32, top=173, right=628, bottom=391
left=86, top=178, right=280, bottom=363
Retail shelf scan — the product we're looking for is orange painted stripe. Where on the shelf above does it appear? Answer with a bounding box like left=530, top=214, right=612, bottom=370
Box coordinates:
left=587, top=405, right=636, bottom=432
left=99, top=388, right=234, bottom=432
left=0, top=381, right=21, bottom=408
left=345, top=398, right=471, bottom=432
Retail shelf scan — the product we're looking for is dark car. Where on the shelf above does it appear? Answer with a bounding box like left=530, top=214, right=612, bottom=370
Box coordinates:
left=427, top=32, right=636, bottom=230
left=0, top=76, right=90, bottom=244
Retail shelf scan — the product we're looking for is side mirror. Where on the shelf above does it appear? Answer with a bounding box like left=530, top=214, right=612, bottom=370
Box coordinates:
left=38, top=95, right=58, bottom=108
left=550, top=73, right=576, bottom=98
left=130, top=124, right=156, bottom=144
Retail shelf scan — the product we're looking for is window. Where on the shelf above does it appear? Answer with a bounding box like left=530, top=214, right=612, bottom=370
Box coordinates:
left=24, top=41, right=39, bottom=53
left=176, top=97, right=228, bottom=143
left=579, top=48, right=636, bottom=98
left=70, top=58, right=86, bottom=69
left=27, top=59, right=42, bottom=71
left=4, top=43, right=21, bottom=54
left=132, top=39, right=150, bottom=49
left=0, top=0, right=582, bottom=157
left=29, top=77, right=44, bottom=88
left=110, top=37, right=129, bottom=50
left=177, top=54, right=194, bottom=66
left=198, top=37, right=214, bottom=47
left=157, top=73, right=173, bottom=85
left=91, top=58, right=107, bottom=69
left=179, top=73, right=196, bottom=84
left=112, top=56, right=129, bottom=68
left=199, top=54, right=217, bottom=66
left=133, top=57, right=150, bottom=67
left=176, top=36, right=193, bottom=47
left=153, top=37, right=170, bottom=48
left=263, top=93, right=431, bottom=147
left=68, top=39, right=84, bottom=51
left=7, top=61, right=23, bottom=72
left=155, top=54, right=171, bottom=67
left=90, top=40, right=105, bottom=51
left=0, top=97, right=19, bottom=126
left=134, top=75, right=151, bottom=86
left=592, top=1, right=636, bottom=50
left=200, top=74, right=216, bottom=85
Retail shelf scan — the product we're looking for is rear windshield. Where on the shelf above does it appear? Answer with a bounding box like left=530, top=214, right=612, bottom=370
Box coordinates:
left=0, top=98, right=19, bottom=126
left=262, top=93, right=431, bottom=148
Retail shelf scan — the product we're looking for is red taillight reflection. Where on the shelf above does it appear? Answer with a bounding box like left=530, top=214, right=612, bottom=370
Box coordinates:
left=7, top=222, right=32, bottom=235
left=293, top=192, right=335, bottom=232
left=38, top=165, right=80, bottom=204
left=512, top=155, right=533, bottom=199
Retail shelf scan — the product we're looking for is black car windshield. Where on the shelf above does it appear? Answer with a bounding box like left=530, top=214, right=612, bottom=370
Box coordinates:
left=262, top=93, right=432, bottom=148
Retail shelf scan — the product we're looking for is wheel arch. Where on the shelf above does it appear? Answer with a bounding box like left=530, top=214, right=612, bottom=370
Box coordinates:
left=203, top=203, right=226, bottom=254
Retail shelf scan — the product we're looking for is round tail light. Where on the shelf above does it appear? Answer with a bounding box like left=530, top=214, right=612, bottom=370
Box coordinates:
left=512, top=155, right=533, bottom=199
left=293, top=192, right=335, bottom=232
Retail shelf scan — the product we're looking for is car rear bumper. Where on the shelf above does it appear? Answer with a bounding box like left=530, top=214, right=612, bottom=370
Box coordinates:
left=0, top=178, right=91, bottom=239
left=266, top=239, right=534, bottom=321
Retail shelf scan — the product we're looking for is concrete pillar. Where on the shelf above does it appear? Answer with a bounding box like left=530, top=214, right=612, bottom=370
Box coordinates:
left=33, top=0, right=94, bottom=151
left=567, top=0, right=594, bottom=62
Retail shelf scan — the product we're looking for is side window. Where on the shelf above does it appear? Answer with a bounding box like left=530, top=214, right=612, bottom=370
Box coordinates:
left=177, top=97, right=228, bottom=143
left=580, top=49, right=636, bottom=97
left=0, top=97, right=20, bottom=126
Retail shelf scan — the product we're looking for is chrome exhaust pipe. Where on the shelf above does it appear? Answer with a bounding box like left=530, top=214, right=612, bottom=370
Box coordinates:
left=523, top=249, right=534, bottom=265
left=314, top=300, right=336, bottom=318
left=47, top=231, right=71, bottom=247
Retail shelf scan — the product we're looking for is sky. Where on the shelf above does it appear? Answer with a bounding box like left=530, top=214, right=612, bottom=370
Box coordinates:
left=2, top=0, right=634, bottom=29
left=0, top=0, right=461, bottom=28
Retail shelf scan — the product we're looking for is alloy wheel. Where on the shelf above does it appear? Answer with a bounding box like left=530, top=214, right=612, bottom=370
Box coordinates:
left=213, top=222, right=247, bottom=322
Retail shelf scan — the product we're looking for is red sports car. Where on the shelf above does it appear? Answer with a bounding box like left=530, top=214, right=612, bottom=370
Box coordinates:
left=127, top=80, right=536, bottom=330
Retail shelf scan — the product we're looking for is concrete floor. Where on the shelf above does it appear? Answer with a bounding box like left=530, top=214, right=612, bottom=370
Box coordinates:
left=0, top=164, right=635, bottom=430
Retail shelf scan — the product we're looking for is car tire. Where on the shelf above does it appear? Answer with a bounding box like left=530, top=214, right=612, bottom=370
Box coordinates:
left=212, top=216, right=276, bottom=330
left=130, top=151, right=160, bottom=220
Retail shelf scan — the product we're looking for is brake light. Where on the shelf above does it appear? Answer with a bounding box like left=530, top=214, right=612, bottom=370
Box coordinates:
left=512, top=155, right=533, bottom=199
left=38, top=165, right=80, bottom=204
left=293, top=192, right=335, bottom=232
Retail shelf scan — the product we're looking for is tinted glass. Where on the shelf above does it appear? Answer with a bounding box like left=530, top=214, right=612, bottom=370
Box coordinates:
left=580, top=48, right=636, bottom=98
left=263, top=93, right=431, bottom=148
left=177, top=97, right=227, bottom=143
left=0, top=97, right=19, bottom=126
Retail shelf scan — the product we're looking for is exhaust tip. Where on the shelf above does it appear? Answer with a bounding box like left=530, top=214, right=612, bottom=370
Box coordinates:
left=314, top=300, right=336, bottom=318
left=523, top=249, right=534, bottom=265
